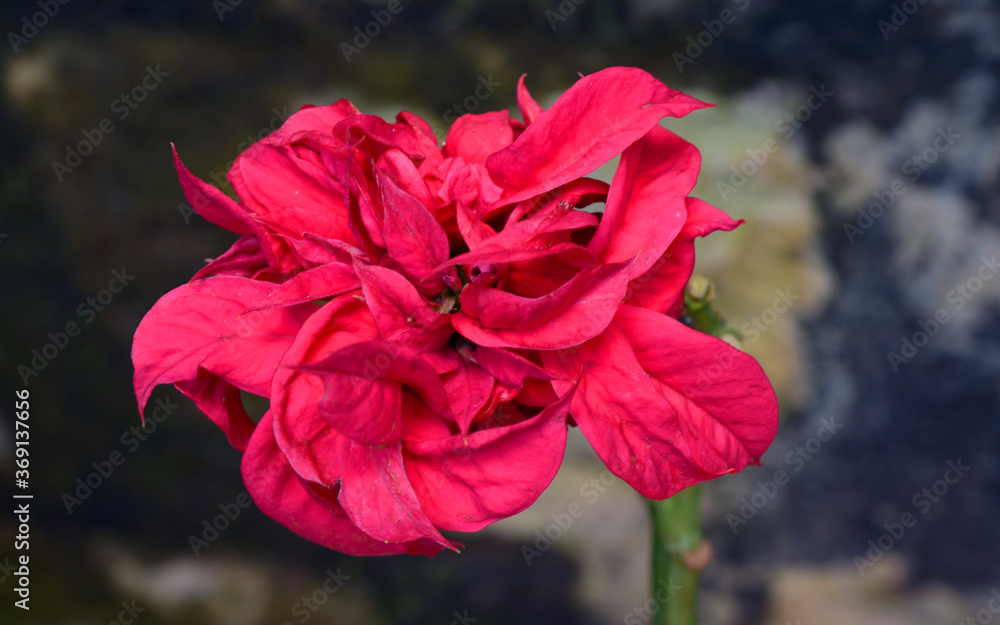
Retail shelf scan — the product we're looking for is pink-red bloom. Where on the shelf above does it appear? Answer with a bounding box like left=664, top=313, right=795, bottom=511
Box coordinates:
left=133, top=67, right=778, bottom=556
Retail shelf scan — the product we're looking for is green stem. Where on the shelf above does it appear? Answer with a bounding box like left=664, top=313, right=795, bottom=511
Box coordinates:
left=645, top=275, right=736, bottom=625
left=648, top=485, right=706, bottom=625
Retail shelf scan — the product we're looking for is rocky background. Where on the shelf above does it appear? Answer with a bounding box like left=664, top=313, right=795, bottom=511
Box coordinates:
left=1, top=0, right=998, bottom=623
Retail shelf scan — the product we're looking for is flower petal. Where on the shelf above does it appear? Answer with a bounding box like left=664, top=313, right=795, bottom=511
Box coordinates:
left=335, top=442, right=459, bottom=549
left=486, top=67, right=710, bottom=205
left=444, top=111, right=516, bottom=166
left=405, top=387, right=572, bottom=532
left=516, top=74, right=543, bottom=126
left=441, top=357, right=496, bottom=434
left=614, top=305, right=778, bottom=467
left=173, top=146, right=255, bottom=236
left=242, top=411, right=442, bottom=556
left=624, top=197, right=741, bottom=316
left=132, top=276, right=313, bottom=449
left=452, top=260, right=633, bottom=349
left=355, top=263, right=452, bottom=352
left=378, top=167, right=457, bottom=291
left=588, top=126, right=699, bottom=278
left=295, top=340, right=449, bottom=447
left=270, top=295, right=379, bottom=485
left=265, top=101, right=361, bottom=142
left=541, top=308, right=778, bottom=499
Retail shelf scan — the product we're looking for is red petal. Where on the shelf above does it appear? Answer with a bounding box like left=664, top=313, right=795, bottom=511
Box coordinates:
left=190, top=235, right=272, bottom=281
left=270, top=296, right=380, bottom=485
left=452, top=260, right=632, bottom=349
left=173, top=146, right=255, bottom=236
left=242, top=411, right=442, bottom=556
left=444, top=111, right=516, bottom=166
left=474, top=346, right=554, bottom=388
left=541, top=324, right=717, bottom=499
left=395, top=111, right=445, bottom=173
left=541, top=308, right=778, bottom=499
left=625, top=197, right=741, bottom=316
left=336, top=442, right=459, bottom=549
left=296, top=340, right=449, bottom=447
left=265, top=100, right=361, bottom=143
left=588, top=127, right=699, bottom=278
left=355, top=263, right=452, bottom=352
left=174, top=371, right=255, bottom=451
left=486, top=67, right=710, bottom=205
left=614, top=305, right=778, bottom=467
left=251, top=262, right=359, bottom=311
left=228, top=140, right=354, bottom=244
left=404, top=388, right=572, bottom=532
left=132, top=277, right=313, bottom=448
left=441, top=357, right=496, bottom=434
left=378, top=167, right=456, bottom=291
left=516, top=74, right=543, bottom=126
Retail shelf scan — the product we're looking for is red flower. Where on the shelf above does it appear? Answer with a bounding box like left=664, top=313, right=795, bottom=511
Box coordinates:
left=133, top=67, right=778, bottom=556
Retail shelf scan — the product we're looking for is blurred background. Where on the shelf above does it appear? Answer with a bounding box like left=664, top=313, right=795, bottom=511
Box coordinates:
left=1, top=0, right=998, bottom=623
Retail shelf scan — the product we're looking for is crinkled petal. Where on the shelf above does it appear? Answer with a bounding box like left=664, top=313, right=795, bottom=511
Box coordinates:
left=542, top=308, right=777, bottom=499
left=355, top=263, right=452, bottom=352
left=588, top=126, right=699, bottom=278
left=242, top=411, right=442, bottom=556
left=614, top=305, right=778, bottom=469
left=174, top=371, right=255, bottom=451
left=132, top=277, right=313, bottom=448
left=336, top=442, right=459, bottom=549
left=404, top=387, right=573, bottom=532
left=444, top=111, right=515, bottom=166
left=270, top=295, right=379, bottom=484
left=486, top=67, right=710, bottom=205
left=296, top=340, right=449, bottom=447
left=452, top=260, right=633, bottom=349
left=265, top=100, right=360, bottom=143
left=441, top=357, right=496, bottom=434
left=474, top=346, right=554, bottom=388
left=378, top=167, right=457, bottom=291
left=541, top=324, right=717, bottom=499
left=625, top=197, right=741, bottom=316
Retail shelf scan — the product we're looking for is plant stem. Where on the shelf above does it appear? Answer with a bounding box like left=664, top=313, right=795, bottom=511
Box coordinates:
left=648, top=485, right=706, bottom=625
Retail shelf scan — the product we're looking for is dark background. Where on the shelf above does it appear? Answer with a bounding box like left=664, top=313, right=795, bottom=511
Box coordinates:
left=1, top=1, right=998, bottom=623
